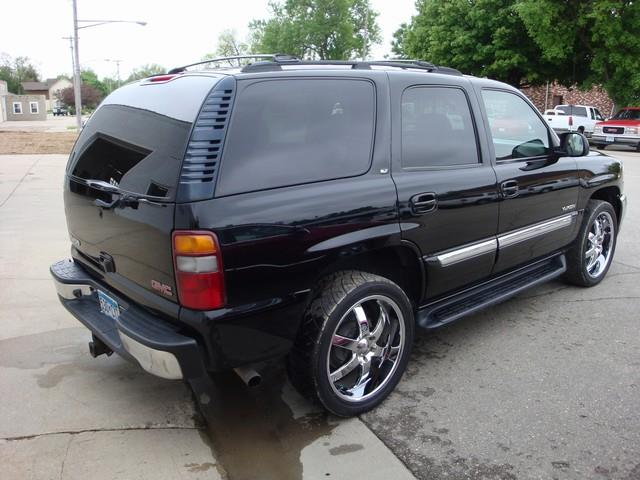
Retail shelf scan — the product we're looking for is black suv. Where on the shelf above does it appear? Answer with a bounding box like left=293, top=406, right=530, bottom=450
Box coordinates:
left=51, top=55, right=626, bottom=416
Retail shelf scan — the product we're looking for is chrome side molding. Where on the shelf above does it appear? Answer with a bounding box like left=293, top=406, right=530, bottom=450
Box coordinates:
left=498, top=212, right=577, bottom=249
left=435, top=239, right=497, bottom=267
left=431, top=212, right=578, bottom=267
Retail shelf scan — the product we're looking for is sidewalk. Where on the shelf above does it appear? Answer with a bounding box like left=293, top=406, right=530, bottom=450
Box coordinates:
left=0, top=154, right=416, bottom=480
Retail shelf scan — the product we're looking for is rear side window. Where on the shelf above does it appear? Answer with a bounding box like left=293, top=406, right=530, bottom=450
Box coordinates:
left=401, top=86, right=479, bottom=168
left=216, top=79, right=375, bottom=196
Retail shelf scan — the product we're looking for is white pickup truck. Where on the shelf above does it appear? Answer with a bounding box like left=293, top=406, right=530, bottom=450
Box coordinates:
left=543, top=104, right=606, bottom=137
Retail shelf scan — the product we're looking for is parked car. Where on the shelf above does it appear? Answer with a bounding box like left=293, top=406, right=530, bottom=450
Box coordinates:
left=591, top=107, right=640, bottom=151
left=52, top=106, right=69, bottom=116
left=50, top=55, right=626, bottom=416
left=543, top=104, right=605, bottom=137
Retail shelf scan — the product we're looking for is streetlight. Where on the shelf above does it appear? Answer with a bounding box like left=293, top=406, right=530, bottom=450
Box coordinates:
left=71, top=0, right=146, bottom=130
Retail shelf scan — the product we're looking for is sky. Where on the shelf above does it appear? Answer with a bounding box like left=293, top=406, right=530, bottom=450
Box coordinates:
left=0, top=0, right=417, bottom=81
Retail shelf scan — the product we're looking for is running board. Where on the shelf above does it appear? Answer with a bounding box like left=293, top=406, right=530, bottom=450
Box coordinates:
left=417, top=254, right=567, bottom=329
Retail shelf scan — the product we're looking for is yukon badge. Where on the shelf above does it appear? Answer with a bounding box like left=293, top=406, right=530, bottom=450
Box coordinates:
left=151, top=279, right=173, bottom=297
left=562, top=204, right=576, bottom=212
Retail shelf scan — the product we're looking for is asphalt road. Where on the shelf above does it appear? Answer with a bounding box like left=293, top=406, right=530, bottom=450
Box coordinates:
left=362, top=146, right=640, bottom=480
left=1, top=146, right=637, bottom=479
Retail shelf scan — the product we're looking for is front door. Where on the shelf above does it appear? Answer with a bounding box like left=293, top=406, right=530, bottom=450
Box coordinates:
left=390, top=77, right=500, bottom=300
left=476, top=88, right=580, bottom=273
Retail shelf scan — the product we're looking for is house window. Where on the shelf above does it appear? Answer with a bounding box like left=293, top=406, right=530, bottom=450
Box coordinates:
left=12, top=102, right=23, bottom=114
left=29, top=102, right=39, bottom=114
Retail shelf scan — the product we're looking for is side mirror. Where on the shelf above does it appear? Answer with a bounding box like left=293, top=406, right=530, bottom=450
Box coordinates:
left=559, top=132, right=590, bottom=157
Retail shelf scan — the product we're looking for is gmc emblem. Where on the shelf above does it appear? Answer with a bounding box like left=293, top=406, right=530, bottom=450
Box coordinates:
left=151, top=280, right=173, bottom=297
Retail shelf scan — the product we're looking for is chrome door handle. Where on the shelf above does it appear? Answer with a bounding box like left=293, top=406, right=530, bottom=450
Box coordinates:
left=410, top=192, right=437, bottom=214
left=500, top=180, right=519, bottom=199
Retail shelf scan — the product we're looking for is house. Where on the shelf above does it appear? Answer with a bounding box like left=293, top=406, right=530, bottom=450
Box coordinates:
left=0, top=80, right=47, bottom=121
left=0, top=80, right=7, bottom=122
left=521, top=83, right=615, bottom=117
left=21, top=77, right=73, bottom=111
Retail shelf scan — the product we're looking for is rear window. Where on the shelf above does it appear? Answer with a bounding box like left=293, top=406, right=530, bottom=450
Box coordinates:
left=556, top=105, right=588, bottom=117
left=67, top=75, right=219, bottom=200
left=216, top=78, right=375, bottom=196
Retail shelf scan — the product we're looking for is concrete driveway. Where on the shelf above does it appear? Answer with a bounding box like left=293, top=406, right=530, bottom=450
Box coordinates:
left=0, top=154, right=413, bottom=479
left=1, top=147, right=638, bottom=479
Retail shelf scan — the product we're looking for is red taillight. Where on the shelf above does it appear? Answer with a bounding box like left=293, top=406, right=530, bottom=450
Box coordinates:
left=172, top=231, right=225, bottom=310
left=568, top=116, right=573, bottom=126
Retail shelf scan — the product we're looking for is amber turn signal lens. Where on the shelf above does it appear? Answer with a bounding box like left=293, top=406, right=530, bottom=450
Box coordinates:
left=173, top=234, right=216, bottom=255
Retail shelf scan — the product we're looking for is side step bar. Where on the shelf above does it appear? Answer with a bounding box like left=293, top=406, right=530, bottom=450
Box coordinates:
left=418, top=254, right=567, bottom=329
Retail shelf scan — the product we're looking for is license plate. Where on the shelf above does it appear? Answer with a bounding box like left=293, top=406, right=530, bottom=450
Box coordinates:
left=98, top=290, right=120, bottom=321
left=606, top=135, right=614, bottom=142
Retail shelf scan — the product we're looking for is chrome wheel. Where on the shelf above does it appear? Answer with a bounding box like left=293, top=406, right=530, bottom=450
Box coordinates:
left=585, top=211, right=615, bottom=278
left=327, top=295, right=405, bottom=402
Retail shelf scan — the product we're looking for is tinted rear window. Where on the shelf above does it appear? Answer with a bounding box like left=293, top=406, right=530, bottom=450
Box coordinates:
left=401, top=87, right=479, bottom=168
left=216, top=78, right=375, bottom=196
left=556, top=105, right=587, bottom=117
left=67, top=75, right=220, bottom=200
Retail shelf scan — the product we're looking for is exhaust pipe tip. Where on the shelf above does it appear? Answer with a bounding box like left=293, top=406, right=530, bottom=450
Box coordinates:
left=234, top=366, right=262, bottom=388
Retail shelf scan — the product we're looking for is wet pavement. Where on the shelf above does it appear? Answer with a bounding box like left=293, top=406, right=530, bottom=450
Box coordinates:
left=0, top=154, right=413, bottom=480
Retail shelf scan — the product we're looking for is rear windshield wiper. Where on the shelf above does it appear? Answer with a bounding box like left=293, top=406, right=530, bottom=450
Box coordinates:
left=86, top=179, right=121, bottom=194
left=74, top=177, right=168, bottom=209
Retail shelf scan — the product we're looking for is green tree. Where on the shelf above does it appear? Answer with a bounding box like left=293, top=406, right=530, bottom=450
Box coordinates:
left=394, top=0, right=556, bottom=87
left=516, top=0, right=640, bottom=107
left=202, top=30, right=250, bottom=66
left=249, top=0, right=381, bottom=60
left=80, top=69, right=109, bottom=97
left=0, top=53, right=40, bottom=93
left=125, top=64, right=166, bottom=82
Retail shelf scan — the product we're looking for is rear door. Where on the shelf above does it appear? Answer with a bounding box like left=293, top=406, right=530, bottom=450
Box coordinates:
left=475, top=88, right=580, bottom=274
left=64, top=74, right=222, bottom=312
left=389, top=74, right=500, bottom=299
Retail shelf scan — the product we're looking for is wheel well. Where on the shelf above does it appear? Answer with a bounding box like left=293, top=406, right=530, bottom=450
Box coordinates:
left=314, top=245, right=424, bottom=307
left=590, top=186, right=621, bottom=224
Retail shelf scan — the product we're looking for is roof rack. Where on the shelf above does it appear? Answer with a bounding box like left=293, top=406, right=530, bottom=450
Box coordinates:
left=168, top=54, right=463, bottom=76
left=239, top=57, right=463, bottom=76
left=167, top=54, right=299, bottom=74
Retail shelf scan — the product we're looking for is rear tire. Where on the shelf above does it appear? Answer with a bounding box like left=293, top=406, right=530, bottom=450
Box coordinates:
left=565, top=200, right=617, bottom=287
left=287, top=271, right=414, bottom=417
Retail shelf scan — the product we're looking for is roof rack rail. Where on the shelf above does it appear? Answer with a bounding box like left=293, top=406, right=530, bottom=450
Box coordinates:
left=239, top=57, right=462, bottom=76
left=167, top=54, right=300, bottom=74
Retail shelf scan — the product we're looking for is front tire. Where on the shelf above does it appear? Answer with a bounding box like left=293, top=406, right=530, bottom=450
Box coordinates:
left=287, top=271, right=414, bottom=417
left=565, top=200, right=617, bottom=287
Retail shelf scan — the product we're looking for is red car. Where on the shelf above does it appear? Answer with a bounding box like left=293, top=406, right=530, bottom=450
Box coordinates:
left=591, top=107, right=640, bottom=151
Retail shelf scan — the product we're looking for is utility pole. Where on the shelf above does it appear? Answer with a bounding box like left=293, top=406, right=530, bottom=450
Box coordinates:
left=69, top=0, right=146, bottom=129
left=104, top=59, right=122, bottom=89
left=72, top=0, right=82, bottom=130
left=62, top=36, right=74, bottom=73
left=61, top=36, right=75, bottom=109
